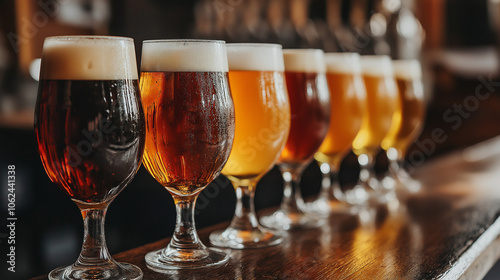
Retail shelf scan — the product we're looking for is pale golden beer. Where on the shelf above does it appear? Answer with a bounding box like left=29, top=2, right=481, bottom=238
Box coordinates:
left=222, top=46, right=291, bottom=181
left=210, top=43, right=290, bottom=249
left=352, top=56, right=398, bottom=157
left=315, top=53, right=366, bottom=167
left=381, top=60, right=425, bottom=154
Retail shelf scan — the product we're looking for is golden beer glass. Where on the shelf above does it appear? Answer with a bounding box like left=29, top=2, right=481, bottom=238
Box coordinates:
left=209, top=44, right=291, bottom=248
left=381, top=60, right=425, bottom=194
left=308, top=53, right=366, bottom=215
left=349, top=55, right=399, bottom=204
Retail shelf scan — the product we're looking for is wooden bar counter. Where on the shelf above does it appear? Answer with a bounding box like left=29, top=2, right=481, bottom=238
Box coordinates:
left=31, top=137, right=500, bottom=280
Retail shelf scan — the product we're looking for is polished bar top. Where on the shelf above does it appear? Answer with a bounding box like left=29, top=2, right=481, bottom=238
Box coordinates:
left=31, top=136, right=500, bottom=280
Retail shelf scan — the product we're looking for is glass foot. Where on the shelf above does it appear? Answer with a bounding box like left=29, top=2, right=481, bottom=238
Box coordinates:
left=306, top=198, right=350, bottom=217
left=260, top=209, right=324, bottom=231
left=145, top=247, right=229, bottom=271
left=49, top=261, right=142, bottom=280
left=210, top=226, right=284, bottom=249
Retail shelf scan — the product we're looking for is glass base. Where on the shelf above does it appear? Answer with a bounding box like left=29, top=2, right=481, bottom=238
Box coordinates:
left=209, top=226, right=284, bottom=249
left=260, top=209, right=324, bottom=231
left=145, top=247, right=229, bottom=271
left=49, top=262, right=142, bottom=280
left=306, top=198, right=350, bottom=217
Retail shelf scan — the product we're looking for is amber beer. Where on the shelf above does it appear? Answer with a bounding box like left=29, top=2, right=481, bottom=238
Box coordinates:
left=35, top=37, right=145, bottom=204
left=222, top=44, right=291, bottom=180
left=140, top=41, right=234, bottom=196
left=278, top=49, right=330, bottom=167
left=381, top=60, right=425, bottom=154
left=352, top=56, right=398, bottom=157
left=315, top=53, right=365, bottom=166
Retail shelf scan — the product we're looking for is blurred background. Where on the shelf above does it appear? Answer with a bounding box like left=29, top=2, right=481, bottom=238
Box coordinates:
left=1, top=0, right=500, bottom=279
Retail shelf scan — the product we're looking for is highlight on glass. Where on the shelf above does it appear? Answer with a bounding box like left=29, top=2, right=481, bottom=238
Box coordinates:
left=348, top=55, right=399, bottom=205
left=35, top=36, right=144, bottom=280
left=209, top=43, right=291, bottom=248
left=140, top=40, right=235, bottom=270
left=381, top=60, right=426, bottom=195
left=308, top=53, right=366, bottom=216
left=259, top=49, right=330, bottom=230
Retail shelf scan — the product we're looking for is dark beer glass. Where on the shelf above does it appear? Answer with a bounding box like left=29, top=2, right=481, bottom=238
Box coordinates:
left=140, top=40, right=234, bottom=270
left=35, top=36, right=144, bottom=280
left=260, top=49, right=331, bottom=230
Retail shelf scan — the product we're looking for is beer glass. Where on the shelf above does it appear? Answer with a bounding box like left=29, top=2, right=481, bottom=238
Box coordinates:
left=209, top=44, right=290, bottom=248
left=349, top=55, right=399, bottom=204
left=259, top=49, right=330, bottom=230
left=140, top=40, right=235, bottom=270
left=381, top=60, right=425, bottom=194
left=35, top=36, right=144, bottom=280
left=308, top=53, right=366, bottom=215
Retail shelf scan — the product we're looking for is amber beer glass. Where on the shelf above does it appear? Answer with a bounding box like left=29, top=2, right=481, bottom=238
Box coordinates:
left=308, top=53, right=366, bottom=214
left=209, top=44, right=290, bottom=248
left=350, top=55, right=399, bottom=204
left=140, top=40, right=234, bottom=270
left=35, top=36, right=144, bottom=280
left=381, top=60, right=425, bottom=193
left=259, top=49, right=330, bottom=230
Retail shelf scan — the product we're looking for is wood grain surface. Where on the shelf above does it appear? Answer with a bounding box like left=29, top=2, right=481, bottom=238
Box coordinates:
left=31, top=137, right=500, bottom=280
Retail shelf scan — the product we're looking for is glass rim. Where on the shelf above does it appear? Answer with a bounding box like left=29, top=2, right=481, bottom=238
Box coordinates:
left=226, top=43, right=282, bottom=49
left=44, top=35, right=133, bottom=42
left=143, top=39, right=226, bottom=44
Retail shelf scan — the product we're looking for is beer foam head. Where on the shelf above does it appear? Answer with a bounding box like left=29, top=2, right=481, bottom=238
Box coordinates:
left=325, top=53, right=362, bottom=74
left=141, top=40, right=228, bottom=72
left=226, top=44, right=284, bottom=72
left=392, top=60, right=422, bottom=80
left=360, top=55, right=393, bottom=77
left=283, top=49, right=326, bottom=73
left=41, top=36, right=138, bottom=80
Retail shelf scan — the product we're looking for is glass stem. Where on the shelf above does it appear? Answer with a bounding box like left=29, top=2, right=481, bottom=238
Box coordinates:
left=319, top=162, right=344, bottom=201
left=358, top=154, right=379, bottom=191
left=76, top=206, right=113, bottom=266
left=170, top=195, right=205, bottom=251
left=280, top=168, right=306, bottom=213
left=228, top=182, right=260, bottom=231
left=388, top=149, right=406, bottom=178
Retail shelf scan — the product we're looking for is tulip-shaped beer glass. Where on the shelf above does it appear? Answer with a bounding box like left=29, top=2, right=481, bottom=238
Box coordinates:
left=35, top=36, right=144, bottom=280
left=209, top=44, right=291, bottom=248
left=140, top=40, right=235, bottom=270
left=260, top=49, right=331, bottom=230
left=381, top=60, right=425, bottom=194
left=309, top=53, right=366, bottom=215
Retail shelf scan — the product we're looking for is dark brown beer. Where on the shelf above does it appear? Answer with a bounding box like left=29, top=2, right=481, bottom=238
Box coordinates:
left=140, top=71, right=234, bottom=196
left=35, top=79, right=145, bottom=204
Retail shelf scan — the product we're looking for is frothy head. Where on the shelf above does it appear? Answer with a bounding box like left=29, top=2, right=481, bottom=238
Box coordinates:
left=226, top=44, right=284, bottom=72
left=141, top=40, right=228, bottom=72
left=283, top=49, right=326, bottom=73
left=325, top=53, right=362, bottom=74
left=40, top=36, right=138, bottom=80
left=392, top=60, right=422, bottom=81
left=360, top=55, right=393, bottom=77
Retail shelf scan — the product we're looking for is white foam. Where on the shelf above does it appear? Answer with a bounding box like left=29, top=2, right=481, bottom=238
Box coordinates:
left=40, top=36, right=138, bottom=80
left=392, top=60, right=422, bottom=80
left=360, top=55, right=393, bottom=77
left=141, top=40, right=228, bottom=72
left=324, top=53, right=362, bottom=74
left=226, top=44, right=284, bottom=72
left=283, top=49, right=326, bottom=73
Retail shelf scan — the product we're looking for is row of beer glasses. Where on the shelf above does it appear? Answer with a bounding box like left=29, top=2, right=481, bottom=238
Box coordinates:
left=34, top=36, right=425, bottom=279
